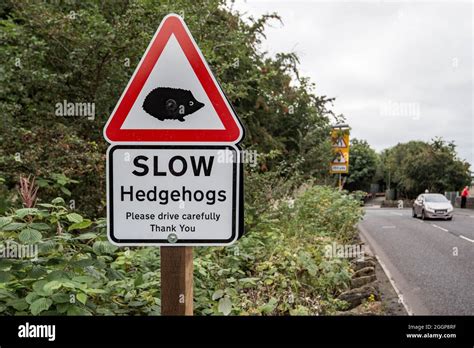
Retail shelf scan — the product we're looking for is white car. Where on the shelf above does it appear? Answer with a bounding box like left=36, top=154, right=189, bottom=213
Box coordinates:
left=412, top=193, right=454, bottom=220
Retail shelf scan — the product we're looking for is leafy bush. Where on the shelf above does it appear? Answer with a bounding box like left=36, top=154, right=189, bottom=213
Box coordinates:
left=195, top=184, right=362, bottom=315
left=289, top=186, right=363, bottom=243
left=0, top=183, right=362, bottom=316
left=0, top=198, right=161, bottom=316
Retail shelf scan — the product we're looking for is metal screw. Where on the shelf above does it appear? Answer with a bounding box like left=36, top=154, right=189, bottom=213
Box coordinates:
left=167, top=233, right=178, bottom=244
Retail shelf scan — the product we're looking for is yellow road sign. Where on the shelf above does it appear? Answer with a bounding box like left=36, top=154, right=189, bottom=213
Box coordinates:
left=330, top=128, right=349, bottom=174
left=331, top=129, right=349, bottom=149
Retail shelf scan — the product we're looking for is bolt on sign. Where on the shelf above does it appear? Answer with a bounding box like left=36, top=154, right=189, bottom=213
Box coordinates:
left=330, top=128, right=350, bottom=174
left=103, top=14, right=245, bottom=246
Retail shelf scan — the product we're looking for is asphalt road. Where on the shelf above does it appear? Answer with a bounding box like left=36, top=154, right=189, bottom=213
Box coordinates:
left=359, top=207, right=474, bottom=315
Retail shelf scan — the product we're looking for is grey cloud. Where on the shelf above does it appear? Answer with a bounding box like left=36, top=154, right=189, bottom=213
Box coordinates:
left=235, top=0, right=473, bottom=166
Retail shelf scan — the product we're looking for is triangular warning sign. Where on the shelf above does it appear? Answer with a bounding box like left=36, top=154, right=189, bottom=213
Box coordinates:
left=103, top=14, right=244, bottom=143
left=333, top=137, right=347, bottom=148
left=332, top=151, right=347, bottom=164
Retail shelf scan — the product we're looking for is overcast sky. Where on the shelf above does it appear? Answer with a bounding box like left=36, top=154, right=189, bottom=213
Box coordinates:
left=232, top=0, right=473, bottom=168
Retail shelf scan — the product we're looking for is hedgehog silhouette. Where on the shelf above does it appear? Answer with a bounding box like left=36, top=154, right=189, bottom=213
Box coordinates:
left=142, top=87, right=204, bottom=122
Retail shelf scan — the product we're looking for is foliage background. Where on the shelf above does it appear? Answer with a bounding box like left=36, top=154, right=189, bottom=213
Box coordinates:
left=0, top=186, right=362, bottom=316
left=0, top=0, right=336, bottom=216
left=379, top=138, right=470, bottom=198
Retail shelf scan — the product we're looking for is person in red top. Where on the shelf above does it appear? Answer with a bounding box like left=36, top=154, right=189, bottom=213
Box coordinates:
left=461, top=186, right=469, bottom=208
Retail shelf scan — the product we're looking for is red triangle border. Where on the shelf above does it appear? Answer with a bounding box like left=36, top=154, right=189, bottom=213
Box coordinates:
left=104, top=14, right=243, bottom=143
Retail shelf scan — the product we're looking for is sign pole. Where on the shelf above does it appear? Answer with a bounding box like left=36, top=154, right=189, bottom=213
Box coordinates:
left=103, top=14, right=244, bottom=316
left=160, top=246, right=193, bottom=315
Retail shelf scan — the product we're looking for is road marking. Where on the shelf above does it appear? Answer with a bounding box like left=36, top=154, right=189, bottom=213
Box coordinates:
left=460, top=235, right=474, bottom=243
left=358, top=224, right=416, bottom=315
left=373, top=255, right=414, bottom=316
left=391, top=212, right=403, bottom=216
left=382, top=225, right=396, bottom=229
left=431, top=224, right=449, bottom=232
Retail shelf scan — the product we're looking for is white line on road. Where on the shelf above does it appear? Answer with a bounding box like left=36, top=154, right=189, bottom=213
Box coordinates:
left=391, top=212, right=403, bottom=216
left=382, top=225, right=396, bottom=229
left=359, top=224, right=418, bottom=315
left=431, top=224, right=449, bottom=232
left=460, top=235, right=474, bottom=243
left=373, top=255, right=414, bottom=316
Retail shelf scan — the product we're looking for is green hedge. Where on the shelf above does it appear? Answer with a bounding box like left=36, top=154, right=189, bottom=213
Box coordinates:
left=0, top=185, right=362, bottom=315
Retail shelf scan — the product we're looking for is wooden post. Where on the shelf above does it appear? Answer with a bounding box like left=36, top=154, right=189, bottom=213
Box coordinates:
left=160, top=246, right=193, bottom=315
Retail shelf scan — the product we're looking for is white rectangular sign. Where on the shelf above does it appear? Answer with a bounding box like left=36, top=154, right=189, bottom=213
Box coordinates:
left=107, top=145, right=241, bottom=246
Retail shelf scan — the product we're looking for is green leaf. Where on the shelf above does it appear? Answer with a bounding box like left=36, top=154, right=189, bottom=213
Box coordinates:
left=15, top=208, right=39, bottom=218
left=38, top=240, right=56, bottom=254
left=72, top=275, right=96, bottom=284
left=2, top=222, right=26, bottom=231
left=61, top=280, right=81, bottom=289
left=83, top=288, right=106, bottom=294
left=18, top=228, right=42, bottom=244
left=95, top=219, right=107, bottom=228
left=289, top=305, right=310, bottom=315
left=36, top=203, right=55, bottom=208
left=93, top=241, right=118, bottom=255
left=260, top=297, right=278, bottom=314
left=46, top=270, right=70, bottom=281
left=0, top=217, right=12, bottom=229
left=0, top=289, right=15, bottom=300
left=66, top=213, right=83, bottom=223
left=212, top=289, right=224, bottom=300
left=67, top=306, right=91, bottom=316
left=0, top=259, right=14, bottom=271
left=76, top=293, right=87, bottom=305
left=218, top=297, right=232, bottom=315
left=128, top=300, right=145, bottom=307
left=60, top=186, right=71, bottom=196
left=29, top=223, right=51, bottom=231
left=25, top=292, right=40, bottom=304
left=32, top=280, right=50, bottom=296
left=68, top=220, right=92, bottom=232
left=30, top=298, right=53, bottom=315
left=51, top=197, right=65, bottom=205
left=36, top=178, right=50, bottom=187
left=43, top=280, right=62, bottom=294
left=0, top=271, right=13, bottom=283
left=51, top=293, right=70, bottom=304
left=29, top=265, right=47, bottom=278
left=6, top=298, right=29, bottom=311
left=134, top=274, right=144, bottom=287
left=56, top=303, right=70, bottom=313
left=70, top=258, right=96, bottom=268
left=238, top=277, right=260, bottom=285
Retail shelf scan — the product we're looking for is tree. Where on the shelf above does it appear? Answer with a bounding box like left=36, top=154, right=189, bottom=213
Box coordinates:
left=380, top=138, right=471, bottom=198
left=345, top=139, right=378, bottom=192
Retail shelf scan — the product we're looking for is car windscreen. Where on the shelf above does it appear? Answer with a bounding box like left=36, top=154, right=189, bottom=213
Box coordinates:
left=424, top=195, right=448, bottom=203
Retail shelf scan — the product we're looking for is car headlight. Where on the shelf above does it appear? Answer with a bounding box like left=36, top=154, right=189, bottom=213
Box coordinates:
left=425, top=206, right=434, bottom=212
left=447, top=206, right=453, bottom=212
